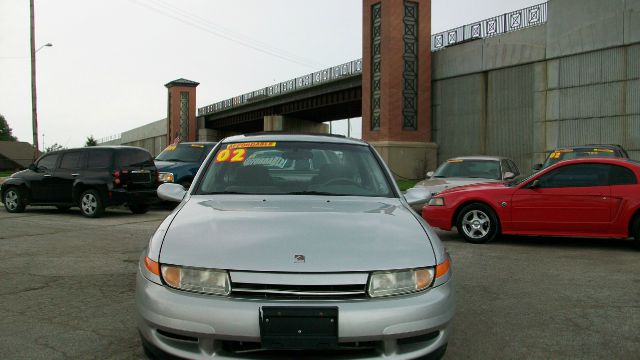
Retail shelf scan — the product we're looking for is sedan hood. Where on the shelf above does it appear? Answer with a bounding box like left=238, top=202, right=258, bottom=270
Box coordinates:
left=413, top=177, right=500, bottom=195
left=160, top=196, right=436, bottom=272
left=155, top=160, right=195, bottom=172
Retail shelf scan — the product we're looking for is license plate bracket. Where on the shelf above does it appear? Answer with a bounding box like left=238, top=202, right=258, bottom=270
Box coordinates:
left=260, top=307, right=338, bottom=350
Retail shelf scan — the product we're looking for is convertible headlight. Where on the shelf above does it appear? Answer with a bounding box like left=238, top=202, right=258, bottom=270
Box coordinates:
left=158, top=172, right=175, bottom=183
left=367, top=268, right=434, bottom=298
left=428, top=197, right=445, bottom=206
left=161, top=265, right=231, bottom=296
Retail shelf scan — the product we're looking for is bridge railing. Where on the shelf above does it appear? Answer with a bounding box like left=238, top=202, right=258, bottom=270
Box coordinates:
left=431, top=2, right=548, bottom=51
left=198, top=58, right=363, bottom=117
left=97, top=133, right=121, bottom=144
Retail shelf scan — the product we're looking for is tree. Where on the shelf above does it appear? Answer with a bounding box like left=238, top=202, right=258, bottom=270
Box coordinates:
left=0, top=113, right=18, bottom=141
left=85, top=135, right=97, bottom=147
left=45, top=143, right=65, bottom=153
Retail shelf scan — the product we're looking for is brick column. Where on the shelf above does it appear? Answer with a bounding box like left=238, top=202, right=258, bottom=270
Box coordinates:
left=362, top=0, right=437, bottom=179
left=165, top=79, right=199, bottom=144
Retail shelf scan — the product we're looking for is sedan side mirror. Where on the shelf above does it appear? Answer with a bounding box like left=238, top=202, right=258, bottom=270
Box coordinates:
left=28, top=163, right=37, bottom=171
left=157, top=183, right=187, bottom=203
left=532, top=164, right=543, bottom=171
left=503, top=172, right=515, bottom=180
left=404, top=187, right=432, bottom=210
left=426, top=171, right=434, bottom=178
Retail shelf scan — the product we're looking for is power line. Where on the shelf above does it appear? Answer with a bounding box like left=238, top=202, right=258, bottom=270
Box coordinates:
left=128, top=0, right=320, bottom=69
left=147, top=0, right=322, bottom=68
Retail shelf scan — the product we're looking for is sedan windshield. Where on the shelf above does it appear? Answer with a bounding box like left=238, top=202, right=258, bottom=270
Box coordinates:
left=433, top=159, right=501, bottom=180
left=542, top=148, right=618, bottom=168
left=195, top=141, right=393, bottom=197
left=156, top=144, right=207, bottom=162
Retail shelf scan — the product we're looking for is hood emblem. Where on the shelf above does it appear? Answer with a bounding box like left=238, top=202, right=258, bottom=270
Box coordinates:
left=294, top=255, right=306, bottom=263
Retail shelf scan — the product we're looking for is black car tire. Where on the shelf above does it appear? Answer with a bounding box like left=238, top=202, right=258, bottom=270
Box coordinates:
left=56, top=205, right=71, bottom=212
left=79, top=189, right=105, bottom=218
left=129, top=203, right=150, bottom=214
left=3, top=187, right=26, bottom=213
left=456, top=203, right=499, bottom=244
left=631, top=216, right=640, bottom=250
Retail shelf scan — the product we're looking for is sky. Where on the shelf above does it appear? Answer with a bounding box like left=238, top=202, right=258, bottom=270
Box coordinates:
left=0, top=0, right=543, bottom=149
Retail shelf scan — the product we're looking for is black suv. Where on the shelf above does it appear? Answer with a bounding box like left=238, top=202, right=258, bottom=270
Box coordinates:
left=1, top=146, right=158, bottom=217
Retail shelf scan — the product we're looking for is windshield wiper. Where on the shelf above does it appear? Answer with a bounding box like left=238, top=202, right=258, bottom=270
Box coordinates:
left=157, top=158, right=184, bottom=162
left=286, top=191, right=348, bottom=196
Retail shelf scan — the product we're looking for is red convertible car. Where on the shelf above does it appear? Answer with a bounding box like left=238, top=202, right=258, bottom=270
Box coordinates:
left=422, top=158, right=640, bottom=247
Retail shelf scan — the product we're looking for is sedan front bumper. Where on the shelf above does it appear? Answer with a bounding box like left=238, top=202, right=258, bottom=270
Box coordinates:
left=136, top=269, right=454, bottom=359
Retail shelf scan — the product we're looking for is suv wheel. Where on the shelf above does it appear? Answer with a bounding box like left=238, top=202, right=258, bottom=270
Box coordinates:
left=456, top=203, right=499, bottom=244
left=129, top=203, right=149, bottom=214
left=79, top=189, right=104, bottom=218
left=3, top=187, right=26, bottom=213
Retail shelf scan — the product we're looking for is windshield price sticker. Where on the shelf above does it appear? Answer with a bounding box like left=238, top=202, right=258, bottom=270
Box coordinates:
left=164, top=145, right=177, bottom=151
left=594, top=148, right=614, bottom=153
left=191, top=144, right=205, bottom=148
left=226, top=142, right=276, bottom=150
left=215, top=148, right=247, bottom=163
left=447, top=159, right=464, bottom=163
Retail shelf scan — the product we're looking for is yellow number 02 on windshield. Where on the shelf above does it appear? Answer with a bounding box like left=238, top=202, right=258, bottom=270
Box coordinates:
left=215, top=148, right=247, bottom=163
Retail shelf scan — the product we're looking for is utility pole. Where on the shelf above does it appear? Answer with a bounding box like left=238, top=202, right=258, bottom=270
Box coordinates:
left=30, top=0, right=39, bottom=161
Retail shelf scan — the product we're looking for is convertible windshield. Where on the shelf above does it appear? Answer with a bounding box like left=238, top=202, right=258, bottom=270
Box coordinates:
left=433, top=159, right=501, bottom=180
left=195, top=141, right=393, bottom=197
left=156, top=144, right=208, bottom=162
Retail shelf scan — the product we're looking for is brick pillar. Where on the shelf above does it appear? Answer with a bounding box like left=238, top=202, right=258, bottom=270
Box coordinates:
left=362, top=0, right=437, bottom=179
left=165, top=79, right=199, bottom=144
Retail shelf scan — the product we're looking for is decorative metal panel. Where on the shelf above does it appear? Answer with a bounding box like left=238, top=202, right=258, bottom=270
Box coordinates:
left=180, top=92, right=189, bottom=140
left=431, top=2, right=547, bottom=51
left=371, top=2, right=382, bottom=131
left=402, top=1, right=418, bottom=130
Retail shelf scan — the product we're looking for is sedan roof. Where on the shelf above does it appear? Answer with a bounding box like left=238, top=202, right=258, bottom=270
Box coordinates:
left=221, top=133, right=367, bottom=146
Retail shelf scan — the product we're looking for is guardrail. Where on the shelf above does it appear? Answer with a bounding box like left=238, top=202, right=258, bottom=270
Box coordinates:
left=431, top=2, right=548, bottom=51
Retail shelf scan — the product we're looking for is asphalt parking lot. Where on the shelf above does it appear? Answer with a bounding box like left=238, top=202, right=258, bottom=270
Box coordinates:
left=1, top=206, right=639, bottom=359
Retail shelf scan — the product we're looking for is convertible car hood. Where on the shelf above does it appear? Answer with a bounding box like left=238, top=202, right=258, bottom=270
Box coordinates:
left=438, top=181, right=508, bottom=195
left=160, top=196, right=436, bottom=272
left=413, top=177, right=499, bottom=194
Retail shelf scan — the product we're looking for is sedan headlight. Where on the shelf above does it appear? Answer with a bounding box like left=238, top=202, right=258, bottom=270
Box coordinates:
left=367, top=268, right=434, bottom=298
left=161, top=265, right=231, bottom=296
left=428, top=197, right=445, bottom=206
left=158, top=172, right=175, bottom=183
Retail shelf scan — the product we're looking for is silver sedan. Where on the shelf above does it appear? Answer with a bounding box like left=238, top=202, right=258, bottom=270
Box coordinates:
left=405, top=156, right=520, bottom=211
left=136, top=134, right=454, bottom=359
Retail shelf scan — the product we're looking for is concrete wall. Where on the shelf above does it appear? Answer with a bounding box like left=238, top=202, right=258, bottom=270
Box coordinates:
left=431, top=0, right=640, bottom=173
left=100, top=118, right=168, bottom=156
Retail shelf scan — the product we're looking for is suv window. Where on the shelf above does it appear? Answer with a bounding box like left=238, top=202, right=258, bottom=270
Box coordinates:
left=87, top=150, right=113, bottom=169
left=116, top=149, right=154, bottom=167
left=37, top=154, right=59, bottom=171
left=59, top=152, right=83, bottom=169
left=538, top=164, right=609, bottom=188
left=609, top=165, right=637, bottom=186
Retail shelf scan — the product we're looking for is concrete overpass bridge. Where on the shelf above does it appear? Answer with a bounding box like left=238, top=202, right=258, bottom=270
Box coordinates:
left=100, top=0, right=640, bottom=178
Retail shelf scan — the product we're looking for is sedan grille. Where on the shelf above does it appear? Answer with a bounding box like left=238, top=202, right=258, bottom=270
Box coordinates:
left=231, top=282, right=367, bottom=300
